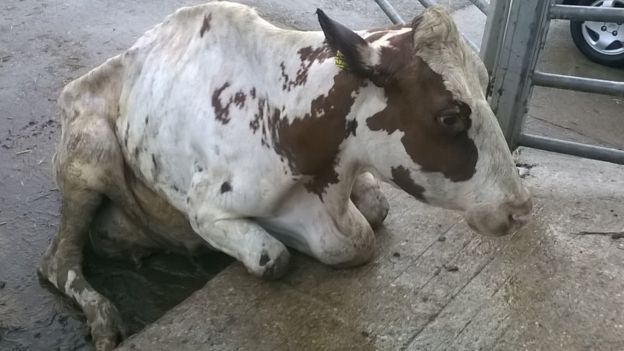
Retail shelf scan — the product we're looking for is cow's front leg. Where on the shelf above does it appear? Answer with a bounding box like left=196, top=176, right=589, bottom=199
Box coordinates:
left=299, top=198, right=376, bottom=268
left=351, top=172, right=389, bottom=229
left=192, top=216, right=290, bottom=279
left=187, top=198, right=290, bottom=279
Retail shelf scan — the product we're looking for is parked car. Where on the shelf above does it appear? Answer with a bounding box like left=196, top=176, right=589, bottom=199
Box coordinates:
left=563, top=0, right=624, bottom=67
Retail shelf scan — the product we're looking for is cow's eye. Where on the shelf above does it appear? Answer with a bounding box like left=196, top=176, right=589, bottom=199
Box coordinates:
left=439, top=114, right=460, bottom=126
left=437, top=113, right=466, bottom=132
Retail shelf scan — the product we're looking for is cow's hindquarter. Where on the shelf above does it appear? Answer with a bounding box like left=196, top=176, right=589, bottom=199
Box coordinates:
left=41, top=52, right=134, bottom=350
left=88, top=166, right=207, bottom=259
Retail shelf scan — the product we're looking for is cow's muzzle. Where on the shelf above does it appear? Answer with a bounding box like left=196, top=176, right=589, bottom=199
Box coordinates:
left=464, top=194, right=533, bottom=236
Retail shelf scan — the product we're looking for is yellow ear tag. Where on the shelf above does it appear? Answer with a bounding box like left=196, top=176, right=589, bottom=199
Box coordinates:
left=335, top=51, right=348, bottom=70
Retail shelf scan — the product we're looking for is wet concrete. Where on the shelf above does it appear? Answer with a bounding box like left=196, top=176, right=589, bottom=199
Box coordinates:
left=1, top=246, right=231, bottom=351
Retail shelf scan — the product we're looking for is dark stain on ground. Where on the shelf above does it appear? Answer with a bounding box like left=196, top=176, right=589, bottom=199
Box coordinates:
left=443, top=264, right=459, bottom=272
left=516, top=162, right=537, bottom=169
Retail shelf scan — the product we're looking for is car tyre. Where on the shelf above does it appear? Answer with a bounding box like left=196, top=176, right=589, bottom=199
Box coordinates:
left=569, top=0, right=624, bottom=68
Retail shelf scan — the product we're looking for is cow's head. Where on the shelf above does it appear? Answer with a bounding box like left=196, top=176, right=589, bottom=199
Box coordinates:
left=318, top=7, right=532, bottom=236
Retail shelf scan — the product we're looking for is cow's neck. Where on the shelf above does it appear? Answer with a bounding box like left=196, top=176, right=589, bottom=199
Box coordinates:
left=225, top=26, right=376, bottom=198
left=268, top=61, right=368, bottom=198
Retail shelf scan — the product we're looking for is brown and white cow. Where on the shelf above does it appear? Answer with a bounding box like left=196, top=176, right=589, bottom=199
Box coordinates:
left=38, top=2, right=531, bottom=349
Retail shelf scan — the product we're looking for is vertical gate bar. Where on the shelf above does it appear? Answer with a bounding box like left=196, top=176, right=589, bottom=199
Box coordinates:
left=480, top=0, right=511, bottom=73
left=488, top=0, right=554, bottom=148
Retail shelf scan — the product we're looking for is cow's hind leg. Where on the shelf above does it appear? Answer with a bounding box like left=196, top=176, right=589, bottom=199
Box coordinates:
left=39, top=189, right=123, bottom=350
left=351, top=172, right=389, bottom=229
left=89, top=201, right=160, bottom=265
left=39, top=117, right=125, bottom=351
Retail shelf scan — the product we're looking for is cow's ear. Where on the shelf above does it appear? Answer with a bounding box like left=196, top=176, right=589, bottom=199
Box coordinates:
left=317, top=9, right=382, bottom=83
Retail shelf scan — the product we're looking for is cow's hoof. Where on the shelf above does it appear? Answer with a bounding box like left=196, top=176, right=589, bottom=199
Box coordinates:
left=262, top=248, right=291, bottom=280
left=353, top=191, right=390, bottom=229
left=89, top=300, right=125, bottom=351
left=247, top=246, right=291, bottom=280
left=351, top=173, right=390, bottom=229
left=94, top=336, right=118, bottom=351
left=368, top=196, right=389, bottom=229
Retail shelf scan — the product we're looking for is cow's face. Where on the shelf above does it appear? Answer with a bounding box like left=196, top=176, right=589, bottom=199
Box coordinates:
left=318, top=7, right=531, bottom=236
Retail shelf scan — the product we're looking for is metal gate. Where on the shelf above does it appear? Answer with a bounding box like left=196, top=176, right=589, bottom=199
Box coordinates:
left=375, top=0, right=624, bottom=165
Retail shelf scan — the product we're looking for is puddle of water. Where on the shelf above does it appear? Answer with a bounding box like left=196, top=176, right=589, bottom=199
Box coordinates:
left=0, top=242, right=232, bottom=350
left=83, top=245, right=233, bottom=336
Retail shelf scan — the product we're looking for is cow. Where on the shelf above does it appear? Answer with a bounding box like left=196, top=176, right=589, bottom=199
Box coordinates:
left=38, top=2, right=532, bottom=350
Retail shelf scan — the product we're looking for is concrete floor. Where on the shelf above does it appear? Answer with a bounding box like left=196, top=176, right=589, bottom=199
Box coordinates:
left=528, top=19, right=624, bottom=150
left=0, top=0, right=623, bottom=350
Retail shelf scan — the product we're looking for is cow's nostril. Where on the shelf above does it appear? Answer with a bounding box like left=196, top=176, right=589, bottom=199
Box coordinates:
left=510, top=212, right=531, bottom=224
left=507, top=197, right=533, bottom=217
left=509, top=211, right=531, bottom=226
left=506, top=198, right=533, bottom=227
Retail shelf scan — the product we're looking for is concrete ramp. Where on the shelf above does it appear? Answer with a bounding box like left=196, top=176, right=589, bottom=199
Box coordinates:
left=118, top=148, right=624, bottom=350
